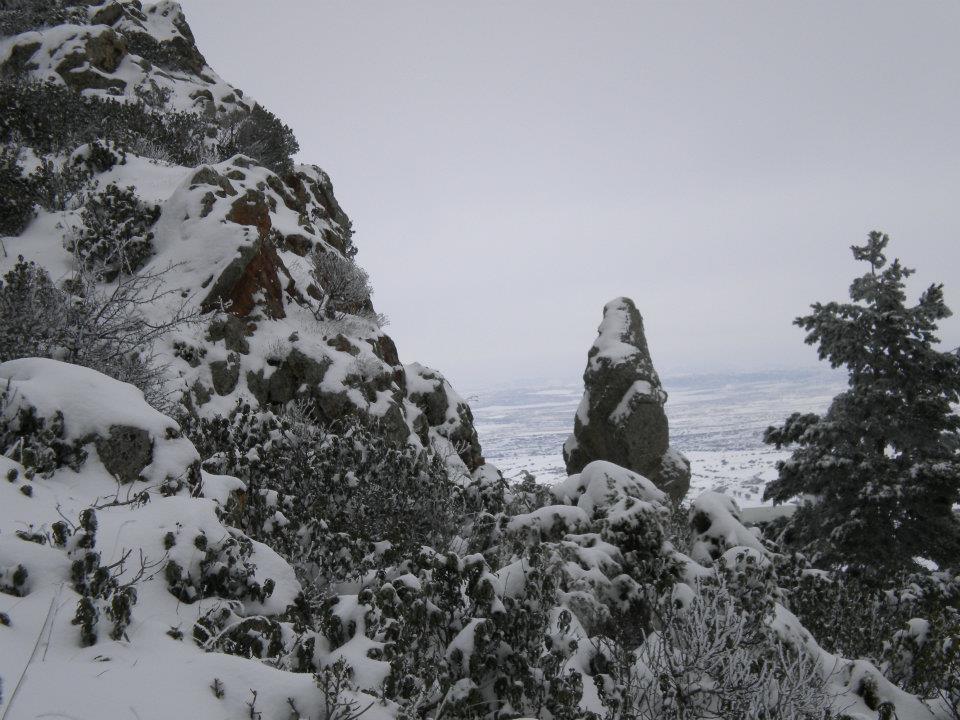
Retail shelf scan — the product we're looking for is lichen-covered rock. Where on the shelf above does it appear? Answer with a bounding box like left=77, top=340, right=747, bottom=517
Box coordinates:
left=563, top=297, right=690, bottom=501
left=95, top=425, right=153, bottom=483
left=245, top=349, right=331, bottom=407
left=209, top=353, right=241, bottom=396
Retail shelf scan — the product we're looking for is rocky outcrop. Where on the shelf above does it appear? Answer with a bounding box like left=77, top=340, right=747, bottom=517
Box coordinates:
left=0, top=2, right=486, bottom=478
left=563, top=297, right=690, bottom=501
left=405, top=363, right=484, bottom=471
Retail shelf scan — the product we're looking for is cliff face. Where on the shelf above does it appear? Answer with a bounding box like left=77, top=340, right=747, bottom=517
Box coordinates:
left=563, top=297, right=690, bottom=500
left=0, top=1, right=483, bottom=472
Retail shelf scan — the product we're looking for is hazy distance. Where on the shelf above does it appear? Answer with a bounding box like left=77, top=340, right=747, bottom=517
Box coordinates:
left=179, top=1, right=960, bottom=389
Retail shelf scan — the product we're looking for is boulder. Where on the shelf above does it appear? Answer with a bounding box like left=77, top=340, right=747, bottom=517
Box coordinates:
left=563, top=297, right=690, bottom=501
left=95, top=425, right=152, bottom=483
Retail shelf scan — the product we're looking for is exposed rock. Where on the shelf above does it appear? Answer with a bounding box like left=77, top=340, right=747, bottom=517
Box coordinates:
left=53, top=28, right=128, bottom=92
left=209, top=353, right=241, bottom=396
left=283, top=233, right=313, bottom=256
left=206, top=315, right=250, bottom=354
left=226, top=189, right=272, bottom=236
left=371, top=334, right=401, bottom=367
left=92, top=2, right=125, bottom=27
left=1, top=41, right=41, bottom=77
left=563, top=297, right=690, bottom=500
left=200, top=236, right=291, bottom=319
left=327, top=334, right=360, bottom=356
left=190, top=166, right=237, bottom=197
left=84, top=29, right=127, bottom=73
left=406, top=363, right=484, bottom=471
left=246, top=349, right=331, bottom=407
left=95, top=425, right=153, bottom=483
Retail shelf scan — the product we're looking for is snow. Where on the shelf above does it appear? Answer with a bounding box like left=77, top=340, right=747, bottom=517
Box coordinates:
left=0, top=3, right=942, bottom=717
left=689, top=491, right=769, bottom=564
left=553, top=460, right=666, bottom=515
left=0, top=370, right=393, bottom=720
left=588, top=297, right=643, bottom=372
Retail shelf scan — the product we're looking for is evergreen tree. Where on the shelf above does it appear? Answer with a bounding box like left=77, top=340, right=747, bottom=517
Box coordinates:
left=764, top=231, right=960, bottom=571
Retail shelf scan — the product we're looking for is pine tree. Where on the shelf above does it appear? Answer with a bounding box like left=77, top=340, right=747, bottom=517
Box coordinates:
left=764, top=231, right=960, bottom=572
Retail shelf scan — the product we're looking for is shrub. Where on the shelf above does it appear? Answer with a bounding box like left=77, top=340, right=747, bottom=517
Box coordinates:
left=310, top=250, right=373, bottom=320
left=0, top=79, right=210, bottom=166
left=0, top=145, right=34, bottom=235
left=0, top=563, right=28, bottom=596
left=67, top=184, right=160, bottom=276
left=0, top=257, right=200, bottom=408
left=188, top=405, right=462, bottom=584
left=784, top=563, right=960, bottom=716
left=76, top=139, right=127, bottom=174
left=164, top=529, right=275, bottom=604
left=28, top=155, right=92, bottom=212
left=214, top=105, right=299, bottom=174
left=0, top=398, right=88, bottom=478
left=57, top=509, right=141, bottom=646
left=0, top=0, right=87, bottom=38
left=595, top=577, right=835, bottom=720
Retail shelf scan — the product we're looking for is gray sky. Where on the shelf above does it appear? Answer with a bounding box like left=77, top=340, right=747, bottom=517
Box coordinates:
left=179, top=1, right=960, bottom=389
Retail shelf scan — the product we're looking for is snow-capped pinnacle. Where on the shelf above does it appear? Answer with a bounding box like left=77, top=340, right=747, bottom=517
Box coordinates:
left=563, top=297, right=690, bottom=500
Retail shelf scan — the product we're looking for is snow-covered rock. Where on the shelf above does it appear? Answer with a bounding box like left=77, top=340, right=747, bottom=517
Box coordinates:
left=0, top=357, right=198, bottom=486
left=563, top=297, right=690, bottom=500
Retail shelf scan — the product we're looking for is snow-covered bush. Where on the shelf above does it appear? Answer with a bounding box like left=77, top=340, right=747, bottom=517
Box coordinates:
left=883, top=609, right=960, bottom=718
left=0, top=79, right=210, bottom=165
left=310, top=249, right=374, bottom=320
left=28, top=155, right=92, bottom=212
left=594, top=576, right=835, bottom=720
left=0, top=145, right=34, bottom=235
left=57, top=508, right=141, bottom=646
left=0, top=563, right=28, bottom=596
left=164, top=529, right=275, bottom=605
left=783, top=562, right=960, bottom=716
left=0, top=0, right=86, bottom=38
left=75, top=139, right=128, bottom=174
left=214, top=105, right=300, bottom=174
left=0, top=258, right=198, bottom=407
left=188, top=405, right=462, bottom=583
left=0, top=399, right=87, bottom=477
left=67, top=183, right=160, bottom=277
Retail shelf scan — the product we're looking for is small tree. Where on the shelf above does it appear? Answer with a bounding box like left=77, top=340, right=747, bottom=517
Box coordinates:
left=310, top=249, right=372, bottom=320
left=764, top=231, right=960, bottom=571
left=0, top=146, right=34, bottom=236
left=214, top=105, right=299, bottom=174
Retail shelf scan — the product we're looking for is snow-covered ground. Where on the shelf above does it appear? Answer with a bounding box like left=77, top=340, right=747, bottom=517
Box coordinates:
left=470, top=368, right=846, bottom=507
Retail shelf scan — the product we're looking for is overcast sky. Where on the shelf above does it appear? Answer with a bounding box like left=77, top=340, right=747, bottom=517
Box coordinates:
left=179, top=1, right=960, bottom=389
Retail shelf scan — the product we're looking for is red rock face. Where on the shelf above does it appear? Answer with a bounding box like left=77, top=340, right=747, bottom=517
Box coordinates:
left=221, top=239, right=289, bottom=319
left=226, top=190, right=273, bottom=237
left=202, top=191, right=291, bottom=319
